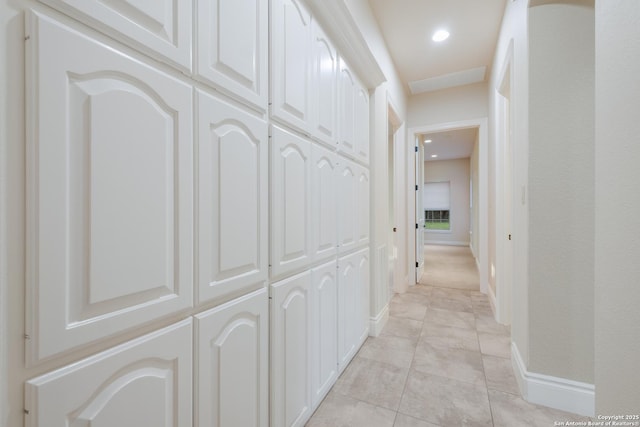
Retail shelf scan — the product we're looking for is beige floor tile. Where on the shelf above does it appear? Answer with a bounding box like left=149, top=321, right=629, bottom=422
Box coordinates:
left=358, top=335, right=417, bottom=368
left=390, top=299, right=427, bottom=321
left=478, top=332, right=511, bottom=358
left=306, top=391, right=396, bottom=427
left=381, top=316, right=424, bottom=342
left=393, top=413, right=441, bottom=427
left=393, top=290, right=431, bottom=306
left=423, top=307, right=476, bottom=330
left=419, top=323, right=480, bottom=352
left=333, top=357, right=409, bottom=410
left=483, top=355, right=520, bottom=395
left=475, top=314, right=511, bottom=336
left=399, top=370, right=492, bottom=427
left=428, top=295, right=474, bottom=313
left=413, top=341, right=486, bottom=386
left=489, top=389, right=591, bottom=427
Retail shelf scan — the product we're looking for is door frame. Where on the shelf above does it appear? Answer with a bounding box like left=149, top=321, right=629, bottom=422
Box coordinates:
left=408, top=118, right=489, bottom=295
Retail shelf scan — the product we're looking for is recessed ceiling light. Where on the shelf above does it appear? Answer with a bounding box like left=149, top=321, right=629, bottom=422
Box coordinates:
left=432, top=30, right=450, bottom=42
left=431, top=154, right=438, bottom=158
left=424, top=139, right=432, bottom=144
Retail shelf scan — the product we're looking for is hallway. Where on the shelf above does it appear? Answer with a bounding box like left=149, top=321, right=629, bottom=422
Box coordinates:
left=306, top=247, right=590, bottom=426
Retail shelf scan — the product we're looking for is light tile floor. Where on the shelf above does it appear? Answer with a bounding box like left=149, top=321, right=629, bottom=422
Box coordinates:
left=306, top=284, right=591, bottom=427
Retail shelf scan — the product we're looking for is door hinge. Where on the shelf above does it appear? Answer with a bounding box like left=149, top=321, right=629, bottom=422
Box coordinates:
left=414, top=146, right=418, bottom=153
left=415, top=262, right=419, bottom=268
left=415, top=185, right=418, bottom=191
left=508, top=234, right=512, bottom=240
left=415, top=223, right=419, bottom=229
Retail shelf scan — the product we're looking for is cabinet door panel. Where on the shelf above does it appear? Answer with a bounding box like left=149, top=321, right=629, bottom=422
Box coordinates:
left=25, top=320, right=192, bottom=427
left=195, top=288, right=268, bottom=427
left=311, top=143, right=338, bottom=261
left=355, top=84, right=370, bottom=164
left=271, top=0, right=311, bottom=133
left=197, top=90, right=268, bottom=305
left=356, top=249, right=370, bottom=346
left=26, top=12, right=193, bottom=363
left=271, top=272, right=312, bottom=427
left=39, top=0, right=192, bottom=70
left=337, top=254, right=358, bottom=372
left=197, top=0, right=267, bottom=108
left=337, top=159, right=357, bottom=254
left=271, top=126, right=312, bottom=277
left=338, top=58, right=355, bottom=157
left=311, top=21, right=337, bottom=147
left=310, top=261, right=337, bottom=407
left=357, top=166, right=370, bottom=246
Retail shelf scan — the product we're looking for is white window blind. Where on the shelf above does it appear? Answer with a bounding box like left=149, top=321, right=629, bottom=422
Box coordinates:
left=424, top=182, right=450, bottom=210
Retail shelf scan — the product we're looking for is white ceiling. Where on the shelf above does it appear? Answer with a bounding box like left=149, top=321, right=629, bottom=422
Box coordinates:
left=368, top=0, right=507, bottom=94
left=421, top=128, right=477, bottom=161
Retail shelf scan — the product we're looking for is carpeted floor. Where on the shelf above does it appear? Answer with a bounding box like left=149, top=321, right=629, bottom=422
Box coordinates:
left=419, top=244, right=480, bottom=291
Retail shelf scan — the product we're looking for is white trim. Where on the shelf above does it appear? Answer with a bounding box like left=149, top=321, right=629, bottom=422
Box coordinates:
left=512, top=343, right=595, bottom=417
left=369, top=304, right=389, bottom=337
left=305, top=0, right=385, bottom=89
left=424, top=240, right=469, bottom=247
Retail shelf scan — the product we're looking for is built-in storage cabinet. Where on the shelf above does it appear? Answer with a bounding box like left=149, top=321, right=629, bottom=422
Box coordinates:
left=311, top=143, right=338, bottom=262
left=310, top=260, right=338, bottom=407
left=23, top=4, right=372, bottom=427
left=194, top=288, right=269, bottom=427
left=26, top=12, right=193, bottom=363
left=355, top=86, right=370, bottom=163
left=357, top=165, right=371, bottom=246
left=311, top=20, right=338, bottom=148
left=38, top=0, right=192, bottom=71
left=337, top=249, right=370, bottom=373
left=271, top=0, right=312, bottom=134
left=197, top=90, right=268, bottom=305
left=270, top=125, right=312, bottom=278
left=337, top=158, right=358, bottom=254
left=271, top=272, right=312, bottom=427
left=25, top=320, right=193, bottom=427
left=338, top=58, right=356, bottom=157
left=196, top=0, right=268, bottom=109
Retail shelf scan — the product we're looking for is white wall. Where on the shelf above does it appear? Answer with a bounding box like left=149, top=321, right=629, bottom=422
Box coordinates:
left=423, top=159, right=471, bottom=246
left=528, top=1, right=594, bottom=385
left=408, top=82, right=488, bottom=128
left=595, top=0, right=640, bottom=413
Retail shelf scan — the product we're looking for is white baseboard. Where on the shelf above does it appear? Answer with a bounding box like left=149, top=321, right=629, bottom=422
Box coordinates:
left=511, top=343, right=595, bottom=417
left=369, top=304, right=389, bottom=337
left=425, top=240, right=469, bottom=246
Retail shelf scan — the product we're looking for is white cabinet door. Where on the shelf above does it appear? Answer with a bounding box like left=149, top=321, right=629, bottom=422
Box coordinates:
left=355, top=84, right=370, bottom=164
left=337, top=158, right=357, bottom=254
left=355, top=248, right=371, bottom=346
left=194, top=288, right=268, bottom=427
left=311, top=143, right=338, bottom=262
left=338, top=58, right=356, bottom=157
left=270, top=125, right=312, bottom=278
left=271, top=272, right=312, bottom=427
left=26, top=12, right=193, bottom=363
left=357, top=166, right=370, bottom=247
left=310, top=260, right=337, bottom=408
left=25, top=320, right=192, bottom=427
left=197, top=90, right=268, bottom=305
left=39, top=0, right=192, bottom=71
left=196, top=0, right=268, bottom=109
left=337, top=253, right=358, bottom=373
left=311, top=20, right=337, bottom=147
left=271, top=0, right=312, bottom=134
